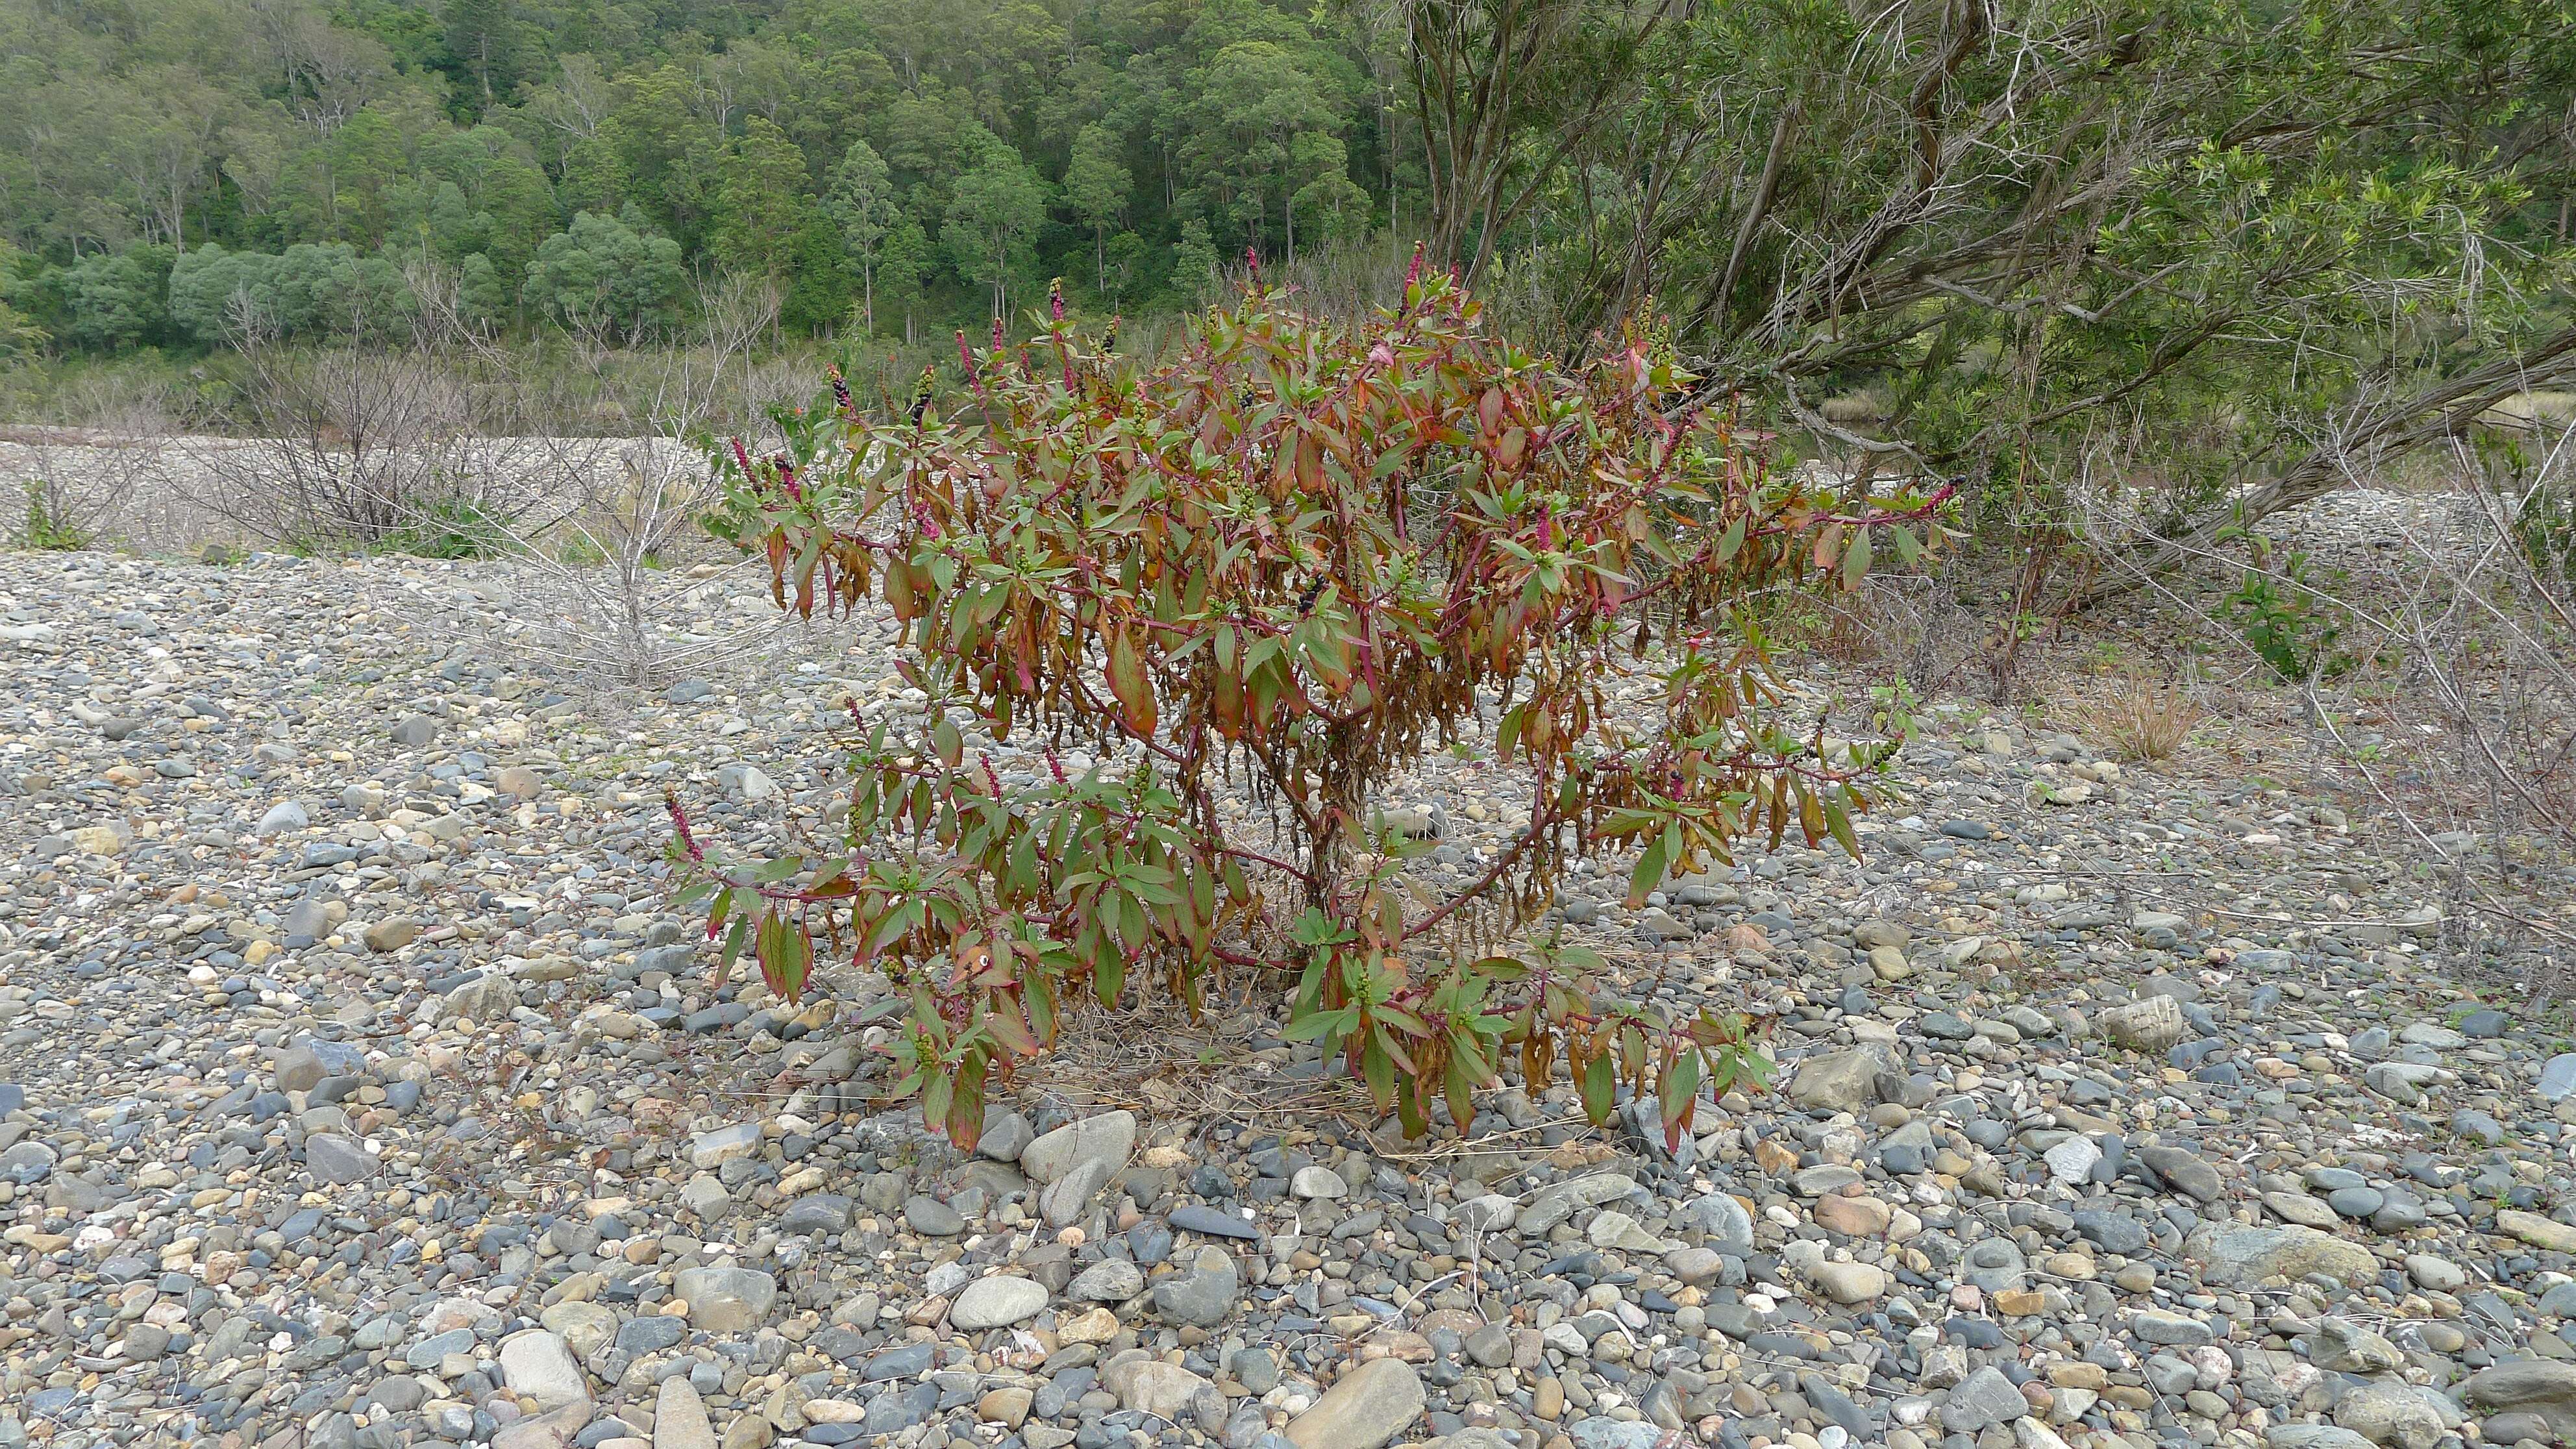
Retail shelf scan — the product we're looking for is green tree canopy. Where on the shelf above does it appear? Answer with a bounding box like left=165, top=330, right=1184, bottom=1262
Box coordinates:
left=712, top=116, right=818, bottom=281
left=1061, top=123, right=1131, bottom=295
left=521, top=208, right=687, bottom=341
left=169, top=242, right=412, bottom=343
left=942, top=143, right=1046, bottom=318
left=826, top=139, right=902, bottom=334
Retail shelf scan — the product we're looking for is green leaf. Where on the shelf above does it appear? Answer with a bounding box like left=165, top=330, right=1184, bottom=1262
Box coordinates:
left=1842, top=528, right=1872, bottom=591
left=1106, top=624, right=1157, bottom=736
left=921, top=1067, right=954, bottom=1130
left=1444, top=1056, right=1476, bottom=1137
left=1822, top=789, right=1860, bottom=857
left=1628, top=836, right=1667, bottom=906
left=1579, top=1051, right=1615, bottom=1125
left=987, top=1005, right=1040, bottom=1057
left=1668, top=1048, right=1703, bottom=1117
left=1713, top=514, right=1746, bottom=565
left=1361, top=1039, right=1396, bottom=1111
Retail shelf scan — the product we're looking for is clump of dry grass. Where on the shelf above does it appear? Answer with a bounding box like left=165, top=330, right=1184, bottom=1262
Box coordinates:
left=2101, top=670, right=2202, bottom=761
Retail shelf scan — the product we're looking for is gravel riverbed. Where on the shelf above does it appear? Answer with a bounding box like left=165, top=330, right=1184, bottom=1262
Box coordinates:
left=3, top=545, right=2574, bottom=1449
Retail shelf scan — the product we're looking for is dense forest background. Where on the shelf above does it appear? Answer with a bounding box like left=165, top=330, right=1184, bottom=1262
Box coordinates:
left=0, top=0, right=1389, bottom=352
left=2, top=0, right=2572, bottom=578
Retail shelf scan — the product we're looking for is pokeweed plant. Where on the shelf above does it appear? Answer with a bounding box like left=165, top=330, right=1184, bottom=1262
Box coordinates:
left=665, top=261, right=1952, bottom=1149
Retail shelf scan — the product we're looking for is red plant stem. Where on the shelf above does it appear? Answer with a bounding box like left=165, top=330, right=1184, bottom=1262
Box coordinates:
left=1215, top=840, right=1320, bottom=888
left=1404, top=799, right=1557, bottom=941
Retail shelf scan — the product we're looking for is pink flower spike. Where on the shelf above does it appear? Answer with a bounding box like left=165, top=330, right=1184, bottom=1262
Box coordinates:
left=664, top=791, right=703, bottom=862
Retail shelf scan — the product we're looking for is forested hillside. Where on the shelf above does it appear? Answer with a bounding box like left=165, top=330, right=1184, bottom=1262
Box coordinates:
left=0, top=0, right=1387, bottom=349
left=3, top=0, right=2572, bottom=576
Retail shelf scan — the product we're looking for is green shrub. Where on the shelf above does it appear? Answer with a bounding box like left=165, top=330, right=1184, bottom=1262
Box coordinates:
left=665, top=269, right=1949, bottom=1146
left=389, top=498, right=513, bottom=560
left=19, top=482, right=93, bottom=551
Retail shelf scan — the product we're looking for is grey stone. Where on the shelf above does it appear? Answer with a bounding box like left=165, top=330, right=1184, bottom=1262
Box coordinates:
left=904, top=1194, right=965, bottom=1236
left=2188, top=1225, right=2377, bottom=1287
left=2131, top=1309, right=2212, bottom=1346
left=441, top=971, right=520, bottom=1023
left=2264, top=1429, right=2377, bottom=1449
left=306, top=1133, right=375, bottom=1183
left=655, top=1376, right=719, bottom=1449
left=1941, top=1368, right=2031, bottom=1432
left=1516, top=1172, right=1637, bottom=1234
left=1788, top=1048, right=1883, bottom=1113
left=2309, top=1317, right=2405, bottom=1376
left=2332, top=1383, right=2463, bottom=1449
left=1040, top=1156, right=1113, bottom=1227
left=1564, top=1428, right=1661, bottom=1449
left=1292, top=1165, right=1348, bottom=1200
left=1681, top=1191, right=1755, bottom=1255
left=1106, top=1359, right=1215, bottom=1419
left=257, top=800, right=310, bottom=836
left=1284, top=1359, right=1424, bottom=1449
left=978, top=1109, right=1035, bottom=1162
left=2099, top=996, right=2189, bottom=1054
left=2458, top=1362, right=2576, bottom=1435
left=1019, top=1110, right=1137, bottom=1185
left=1463, top=1324, right=1513, bottom=1369
left=1071, top=1259, right=1145, bottom=1302
left=616, top=1316, right=686, bottom=1355
left=688, top=1122, right=762, bottom=1168
left=951, top=1275, right=1047, bottom=1330
left=275, top=1046, right=327, bottom=1095
left=1152, top=1246, right=1240, bottom=1326
left=672, top=1267, right=778, bottom=1331
left=2137, top=1145, right=2225, bottom=1203
left=1231, top=1347, right=1280, bottom=1395
left=780, top=1195, right=855, bottom=1235
left=1171, top=1205, right=1260, bottom=1239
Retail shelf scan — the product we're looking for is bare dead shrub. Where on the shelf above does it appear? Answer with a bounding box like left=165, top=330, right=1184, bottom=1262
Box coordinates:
left=2310, top=432, right=2576, bottom=995
left=180, top=299, right=526, bottom=549
left=478, top=275, right=788, bottom=689
left=3, top=373, right=187, bottom=550
left=1799, top=568, right=1986, bottom=699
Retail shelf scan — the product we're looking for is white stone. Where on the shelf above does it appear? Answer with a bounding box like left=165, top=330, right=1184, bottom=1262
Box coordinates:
left=2042, top=1137, right=2102, bottom=1186
left=497, top=1328, right=590, bottom=1411
left=951, top=1276, right=1048, bottom=1331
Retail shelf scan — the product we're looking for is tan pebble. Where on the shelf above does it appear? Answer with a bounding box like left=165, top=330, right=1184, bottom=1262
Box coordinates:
left=1058, top=1307, right=1119, bottom=1344
left=2048, top=1362, right=2108, bottom=1391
